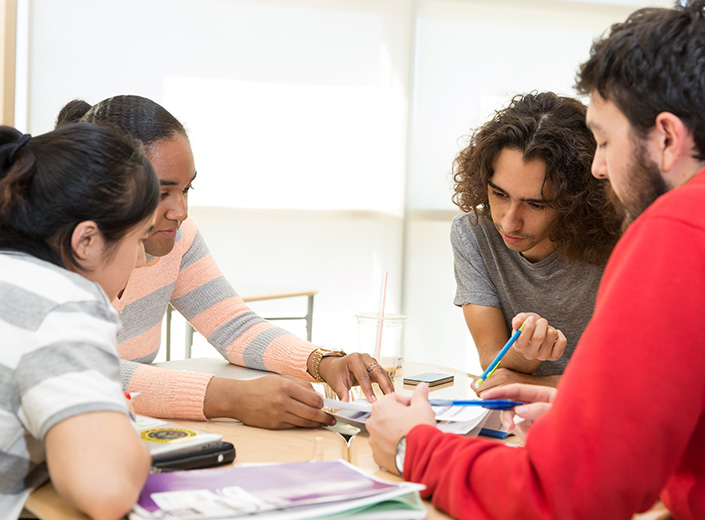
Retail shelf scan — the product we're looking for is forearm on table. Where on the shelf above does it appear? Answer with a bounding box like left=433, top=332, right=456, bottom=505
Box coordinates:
left=516, top=372, right=561, bottom=388
left=534, top=374, right=560, bottom=387
left=479, top=368, right=561, bottom=390
left=203, top=376, right=245, bottom=419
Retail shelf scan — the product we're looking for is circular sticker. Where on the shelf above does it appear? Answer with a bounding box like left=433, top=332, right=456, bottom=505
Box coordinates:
left=140, top=427, right=198, bottom=443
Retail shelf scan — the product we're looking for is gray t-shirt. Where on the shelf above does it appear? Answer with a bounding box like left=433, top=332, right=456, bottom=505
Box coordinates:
left=451, top=212, right=604, bottom=376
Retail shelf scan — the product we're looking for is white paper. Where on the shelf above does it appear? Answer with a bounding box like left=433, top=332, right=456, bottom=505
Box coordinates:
left=323, top=398, right=490, bottom=435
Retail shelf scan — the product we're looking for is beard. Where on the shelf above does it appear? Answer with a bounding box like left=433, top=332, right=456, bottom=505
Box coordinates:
left=618, top=140, right=669, bottom=227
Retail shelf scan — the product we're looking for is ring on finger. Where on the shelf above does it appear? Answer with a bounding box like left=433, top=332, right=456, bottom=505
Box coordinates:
left=367, top=361, right=382, bottom=373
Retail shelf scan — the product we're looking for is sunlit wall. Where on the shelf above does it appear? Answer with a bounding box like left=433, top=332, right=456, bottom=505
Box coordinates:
left=24, top=0, right=671, bottom=372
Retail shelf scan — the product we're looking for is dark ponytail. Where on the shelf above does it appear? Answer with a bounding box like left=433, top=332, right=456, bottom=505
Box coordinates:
left=55, top=99, right=92, bottom=128
left=0, top=123, right=160, bottom=268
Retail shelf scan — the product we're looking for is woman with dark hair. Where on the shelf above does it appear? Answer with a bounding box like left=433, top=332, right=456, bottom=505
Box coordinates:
left=450, top=92, right=622, bottom=392
left=0, top=123, right=159, bottom=519
left=56, top=95, right=394, bottom=429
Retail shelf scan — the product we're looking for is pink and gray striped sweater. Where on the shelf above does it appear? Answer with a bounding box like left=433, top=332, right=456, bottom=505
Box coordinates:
left=113, top=218, right=318, bottom=420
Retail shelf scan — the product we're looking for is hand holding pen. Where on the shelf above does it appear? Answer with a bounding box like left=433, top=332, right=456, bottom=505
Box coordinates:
left=474, top=315, right=567, bottom=390
left=511, top=313, right=567, bottom=362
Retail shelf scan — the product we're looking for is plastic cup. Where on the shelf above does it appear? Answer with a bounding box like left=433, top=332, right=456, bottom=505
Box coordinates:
left=355, top=313, right=406, bottom=378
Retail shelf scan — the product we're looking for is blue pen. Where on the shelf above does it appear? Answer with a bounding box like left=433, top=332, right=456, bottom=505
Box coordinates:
left=429, top=399, right=523, bottom=410
left=474, top=321, right=526, bottom=388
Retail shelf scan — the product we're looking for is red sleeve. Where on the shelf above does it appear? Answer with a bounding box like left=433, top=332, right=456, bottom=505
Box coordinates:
left=405, top=208, right=705, bottom=520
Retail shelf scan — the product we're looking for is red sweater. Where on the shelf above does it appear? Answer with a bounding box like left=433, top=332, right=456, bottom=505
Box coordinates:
left=406, top=168, right=705, bottom=520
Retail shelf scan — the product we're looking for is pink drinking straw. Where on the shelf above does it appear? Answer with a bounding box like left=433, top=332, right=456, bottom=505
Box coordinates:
left=374, top=272, right=388, bottom=360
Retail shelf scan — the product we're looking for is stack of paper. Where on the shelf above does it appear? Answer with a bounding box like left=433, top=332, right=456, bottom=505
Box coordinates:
left=322, top=398, right=491, bottom=435
left=129, top=459, right=426, bottom=520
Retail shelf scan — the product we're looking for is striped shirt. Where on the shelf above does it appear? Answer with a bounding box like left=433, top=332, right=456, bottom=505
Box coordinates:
left=114, top=218, right=318, bottom=420
left=0, top=252, right=127, bottom=519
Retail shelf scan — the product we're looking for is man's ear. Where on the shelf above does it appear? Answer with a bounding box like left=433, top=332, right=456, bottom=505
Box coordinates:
left=652, top=112, right=691, bottom=173
left=70, top=221, right=103, bottom=266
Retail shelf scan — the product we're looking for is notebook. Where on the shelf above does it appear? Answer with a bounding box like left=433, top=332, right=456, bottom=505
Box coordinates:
left=134, top=415, right=224, bottom=461
left=129, top=459, right=426, bottom=520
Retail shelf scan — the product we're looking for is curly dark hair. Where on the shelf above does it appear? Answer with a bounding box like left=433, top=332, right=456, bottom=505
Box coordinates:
left=451, top=92, right=622, bottom=266
left=576, top=0, right=705, bottom=160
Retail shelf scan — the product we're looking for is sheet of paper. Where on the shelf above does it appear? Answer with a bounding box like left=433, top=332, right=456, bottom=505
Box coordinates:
left=323, top=398, right=490, bottom=435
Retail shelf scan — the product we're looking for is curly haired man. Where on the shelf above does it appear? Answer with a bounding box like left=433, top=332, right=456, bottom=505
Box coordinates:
left=451, top=92, right=622, bottom=392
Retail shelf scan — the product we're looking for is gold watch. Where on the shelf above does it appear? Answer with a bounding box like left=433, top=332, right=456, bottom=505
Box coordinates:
left=309, top=348, right=346, bottom=382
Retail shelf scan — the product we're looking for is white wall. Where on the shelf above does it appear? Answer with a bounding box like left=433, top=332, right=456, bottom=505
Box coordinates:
left=24, top=0, right=672, bottom=373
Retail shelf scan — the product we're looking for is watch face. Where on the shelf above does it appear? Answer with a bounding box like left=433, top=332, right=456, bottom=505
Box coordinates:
left=322, top=350, right=346, bottom=357
left=395, top=436, right=407, bottom=474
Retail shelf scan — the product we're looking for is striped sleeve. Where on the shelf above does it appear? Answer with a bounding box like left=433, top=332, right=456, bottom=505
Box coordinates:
left=121, top=358, right=213, bottom=420
left=170, top=220, right=317, bottom=379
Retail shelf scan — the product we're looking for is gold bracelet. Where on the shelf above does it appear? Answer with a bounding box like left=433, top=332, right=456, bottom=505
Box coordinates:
left=309, top=348, right=346, bottom=382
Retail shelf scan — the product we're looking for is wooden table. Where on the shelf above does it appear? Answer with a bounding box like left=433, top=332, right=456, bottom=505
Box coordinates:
left=24, top=420, right=347, bottom=519
left=166, top=418, right=348, bottom=466
left=24, top=359, right=674, bottom=520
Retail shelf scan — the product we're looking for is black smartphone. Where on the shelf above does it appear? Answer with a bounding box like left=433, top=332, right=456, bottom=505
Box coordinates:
left=403, top=372, right=454, bottom=387
left=151, top=442, right=236, bottom=472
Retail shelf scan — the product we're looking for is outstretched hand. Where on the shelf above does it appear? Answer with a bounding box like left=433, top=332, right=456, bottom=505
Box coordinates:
left=318, top=352, right=395, bottom=402
left=481, top=383, right=557, bottom=441
left=204, top=375, right=335, bottom=430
